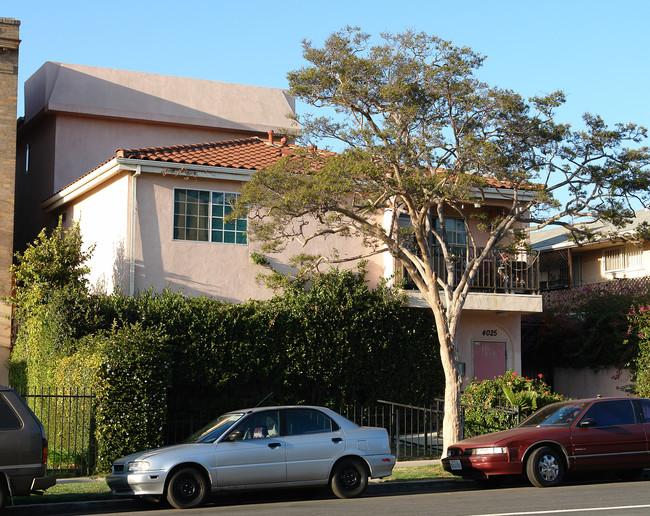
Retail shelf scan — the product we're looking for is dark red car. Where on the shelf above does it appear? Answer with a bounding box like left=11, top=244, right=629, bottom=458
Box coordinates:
left=441, top=397, right=650, bottom=487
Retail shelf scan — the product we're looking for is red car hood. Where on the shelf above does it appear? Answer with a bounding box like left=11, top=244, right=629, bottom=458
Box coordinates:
left=451, top=427, right=541, bottom=448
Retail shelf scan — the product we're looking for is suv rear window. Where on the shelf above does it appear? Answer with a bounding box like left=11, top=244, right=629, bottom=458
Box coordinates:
left=0, top=394, right=22, bottom=430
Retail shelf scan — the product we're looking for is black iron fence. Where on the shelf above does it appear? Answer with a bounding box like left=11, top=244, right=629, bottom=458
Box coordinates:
left=19, top=388, right=96, bottom=476
left=339, top=400, right=444, bottom=460
left=16, top=389, right=522, bottom=476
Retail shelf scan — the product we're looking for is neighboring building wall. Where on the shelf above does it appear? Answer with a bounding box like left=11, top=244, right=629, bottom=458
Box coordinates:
left=0, top=18, right=20, bottom=384
left=15, top=62, right=298, bottom=252
left=553, top=367, right=632, bottom=398
left=14, top=115, right=56, bottom=251
left=51, top=115, right=258, bottom=194
left=577, top=247, right=605, bottom=285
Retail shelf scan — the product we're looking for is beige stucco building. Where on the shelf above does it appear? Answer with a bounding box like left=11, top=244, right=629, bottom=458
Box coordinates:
left=531, top=211, right=650, bottom=290
left=15, top=63, right=543, bottom=386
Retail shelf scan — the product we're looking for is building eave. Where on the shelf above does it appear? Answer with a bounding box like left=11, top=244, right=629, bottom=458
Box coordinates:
left=41, top=158, right=256, bottom=213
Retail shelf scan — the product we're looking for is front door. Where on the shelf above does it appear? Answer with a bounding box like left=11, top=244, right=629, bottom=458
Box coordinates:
left=473, top=341, right=506, bottom=381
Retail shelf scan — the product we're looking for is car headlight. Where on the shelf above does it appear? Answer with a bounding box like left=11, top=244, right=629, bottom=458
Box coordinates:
left=469, top=447, right=508, bottom=455
left=127, top=460, right=150, bottom=472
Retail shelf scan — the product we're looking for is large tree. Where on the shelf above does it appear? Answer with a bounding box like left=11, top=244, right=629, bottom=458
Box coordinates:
left=237, top=27, right=650, bottom=452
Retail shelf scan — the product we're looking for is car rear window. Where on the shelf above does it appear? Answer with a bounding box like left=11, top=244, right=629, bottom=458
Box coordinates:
left=0, top=394, right=22, bottom=430
left=285, top=409, right=339, bottom=435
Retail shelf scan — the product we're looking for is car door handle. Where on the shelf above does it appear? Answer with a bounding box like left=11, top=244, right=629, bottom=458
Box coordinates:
left=268, top=442, right=282, bottom=449
left=332, top=438, right=342, bottom=443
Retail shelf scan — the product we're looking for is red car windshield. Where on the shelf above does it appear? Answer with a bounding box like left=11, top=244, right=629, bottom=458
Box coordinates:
left=519, top=401, right=590, bottom=427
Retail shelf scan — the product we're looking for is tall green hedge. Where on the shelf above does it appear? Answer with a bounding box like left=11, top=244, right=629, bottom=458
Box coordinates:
left=94, top=323, right=172, bottom=472
left=8, top=224, right=443, bottom=471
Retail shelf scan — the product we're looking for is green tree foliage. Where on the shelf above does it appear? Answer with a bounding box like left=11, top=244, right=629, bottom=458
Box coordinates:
left=237, top=27, right=650, bottom=451
left=8, top=219, right=94, bottom=389
left=522, top=286, right=650, bottom=376
left=461, top=371, right=564, bottom=438
left=8, top=230, right=443, bottom=470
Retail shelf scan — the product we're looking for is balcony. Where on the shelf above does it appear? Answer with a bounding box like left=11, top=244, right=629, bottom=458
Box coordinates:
left=399, top=247, right=540, bottom=294
left=400, top=248, right=542, bottom=313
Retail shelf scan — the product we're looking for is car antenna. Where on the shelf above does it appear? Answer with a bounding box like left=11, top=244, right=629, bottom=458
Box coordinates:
left=256, top=393, right=273, bottom=407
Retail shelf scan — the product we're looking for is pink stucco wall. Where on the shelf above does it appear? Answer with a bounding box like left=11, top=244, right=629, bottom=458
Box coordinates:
left=133, top=174, right=383, bottom=301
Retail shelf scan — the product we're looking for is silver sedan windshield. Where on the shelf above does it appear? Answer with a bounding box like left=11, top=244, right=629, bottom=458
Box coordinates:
left=183, top=412, right=245, bottom=443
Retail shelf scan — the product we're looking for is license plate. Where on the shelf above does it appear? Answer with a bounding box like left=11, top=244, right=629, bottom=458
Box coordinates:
left=449, top=459, right=462, bottom=471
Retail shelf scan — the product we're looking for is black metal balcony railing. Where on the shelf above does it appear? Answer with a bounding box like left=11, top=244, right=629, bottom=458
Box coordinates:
left=400, top=247, right=540, bottom=294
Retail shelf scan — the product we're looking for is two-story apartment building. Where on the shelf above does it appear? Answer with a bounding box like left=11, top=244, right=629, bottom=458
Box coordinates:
left=14, top=63, right=544, bottom=386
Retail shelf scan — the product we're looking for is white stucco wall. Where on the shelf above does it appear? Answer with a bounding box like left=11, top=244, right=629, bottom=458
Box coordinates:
left=71, top=174, right=130, bottom=294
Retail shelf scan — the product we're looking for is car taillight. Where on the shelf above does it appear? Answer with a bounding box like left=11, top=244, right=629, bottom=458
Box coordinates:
left=42, top=438, right=48, bottom=464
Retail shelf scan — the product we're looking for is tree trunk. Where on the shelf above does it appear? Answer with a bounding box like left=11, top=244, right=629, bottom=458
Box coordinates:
left=439, top=330, right=463, bottom=457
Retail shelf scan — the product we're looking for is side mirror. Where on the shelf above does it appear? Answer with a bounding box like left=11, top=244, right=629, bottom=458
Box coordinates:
left=225, top=429, right=243, bottom=442
left=579, top=418, right=597, bottom=428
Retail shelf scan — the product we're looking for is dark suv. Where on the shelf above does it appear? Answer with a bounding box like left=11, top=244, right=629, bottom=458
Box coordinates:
left=0, top=386, right=55, bottom=507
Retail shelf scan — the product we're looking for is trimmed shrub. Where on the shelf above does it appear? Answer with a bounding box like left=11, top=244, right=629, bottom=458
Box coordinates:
left=8, top=226, right=444, bottom=472
left=94, top=323, right=172, bottom=472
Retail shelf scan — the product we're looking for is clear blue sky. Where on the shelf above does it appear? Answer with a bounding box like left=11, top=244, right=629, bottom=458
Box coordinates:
left=5, top=0, right=649, bottom=136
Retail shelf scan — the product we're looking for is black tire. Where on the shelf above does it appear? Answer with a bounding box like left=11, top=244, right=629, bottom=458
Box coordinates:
left=526, top=446, right=565, bottom=488
left=166, top=467, right=209, bottom=509
left=330, top=458, right=368, bottom=499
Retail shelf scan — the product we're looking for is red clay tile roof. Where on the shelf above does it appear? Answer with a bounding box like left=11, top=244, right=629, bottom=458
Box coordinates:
left=116, top=137, right=292, bottom=170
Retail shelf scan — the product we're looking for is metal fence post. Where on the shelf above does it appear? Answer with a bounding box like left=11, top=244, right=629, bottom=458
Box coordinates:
left=395, top=407, right=400, bottom=462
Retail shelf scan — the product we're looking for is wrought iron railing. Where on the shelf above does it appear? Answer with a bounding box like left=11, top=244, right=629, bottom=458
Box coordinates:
left=19, top=388, right=96, bottom=476
left=399, top=247, right=540, bottom=294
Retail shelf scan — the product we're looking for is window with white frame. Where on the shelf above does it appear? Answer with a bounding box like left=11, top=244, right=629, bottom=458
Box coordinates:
left=173, top=188, right=247, bottom=244
left=602, top=245, right=642, bottom=273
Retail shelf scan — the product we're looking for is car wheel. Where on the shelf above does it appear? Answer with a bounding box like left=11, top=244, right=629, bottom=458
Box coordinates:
left=526, top=446, right=564, bottom=487
left=330, top=458, right=368, bottom=499
left=166, top=467, right=209, bottom=509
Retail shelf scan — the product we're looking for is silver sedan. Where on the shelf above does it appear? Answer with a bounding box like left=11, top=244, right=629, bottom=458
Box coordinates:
left=106, top=405, right=395, bottom=509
